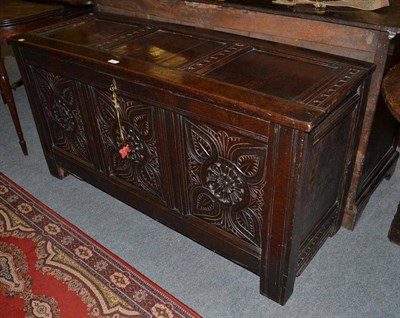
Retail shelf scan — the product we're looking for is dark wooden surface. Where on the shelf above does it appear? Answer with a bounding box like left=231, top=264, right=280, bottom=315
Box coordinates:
left=10, top=14, right=373, bottom=304
left=190, top=0, right=400, bottom=31
left=0, top=0, right=64, bottom=30
left=94, top=0, right=400, bottom=231
left=382, top=63, right=400, bottom=245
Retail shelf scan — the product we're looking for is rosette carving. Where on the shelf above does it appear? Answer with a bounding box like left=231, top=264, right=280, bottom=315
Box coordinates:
left=206, top=161, right=245, bottom=205
left=185, top=120, right=268, bottom=247
left=53, top=98, right=75, bottom=132
left=115, top=124, right=146, bottom=164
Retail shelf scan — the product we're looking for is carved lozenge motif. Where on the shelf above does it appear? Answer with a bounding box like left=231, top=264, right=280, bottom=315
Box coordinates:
left=30, top=67, right=91, bottom=163
left=94, top=88, right=163, bottom=200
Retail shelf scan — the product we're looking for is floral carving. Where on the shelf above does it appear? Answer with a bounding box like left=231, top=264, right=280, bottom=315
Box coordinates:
left=53, top=98, right=75, bottom=132
left=237, top=154, right=260, bottom=178
left=94, top=88, right=163, bottom=200
left=133, top=114, right=151, bottom=136
left=185, top=120, right=268, bottom=247
left=191, top=129, right=213, bottom=162
left=196, top=193, right=214, bottom=211
left=29, top=67, right=91, bottom=163
left=115, top=125, right=146, bottom=164
left=206, top=161, right=245, bottom=205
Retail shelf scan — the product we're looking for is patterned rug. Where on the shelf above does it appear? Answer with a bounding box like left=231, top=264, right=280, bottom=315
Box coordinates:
left=0, top=172, right=200, bottom=318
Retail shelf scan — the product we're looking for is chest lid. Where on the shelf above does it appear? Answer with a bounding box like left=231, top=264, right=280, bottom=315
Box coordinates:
left=12, top=14, right=374, bottom=131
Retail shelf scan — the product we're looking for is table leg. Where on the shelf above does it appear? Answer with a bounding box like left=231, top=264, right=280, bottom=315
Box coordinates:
left=0, top=48, right=28, bottom=155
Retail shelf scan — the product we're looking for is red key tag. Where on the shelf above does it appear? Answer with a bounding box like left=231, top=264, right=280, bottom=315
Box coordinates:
left=119, top=144, right=131, bottom=159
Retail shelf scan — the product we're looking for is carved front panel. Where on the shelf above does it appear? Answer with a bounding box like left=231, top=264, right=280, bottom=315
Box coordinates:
left=92, top=87, right=164, bottom=202
left=183, top=119, right=268, bottom=248
left=29, top=67, right=91, bottom=164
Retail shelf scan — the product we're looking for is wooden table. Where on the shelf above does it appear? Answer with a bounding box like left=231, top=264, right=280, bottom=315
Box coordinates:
left=0, top=0, right=64, bottom=155
left=382, top=63, right=400, bottom=245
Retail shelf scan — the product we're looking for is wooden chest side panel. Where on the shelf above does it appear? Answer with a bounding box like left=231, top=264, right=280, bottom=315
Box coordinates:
left=296, top=90, right=365, bottom=273
left=301, top=96, right=359, bottom=237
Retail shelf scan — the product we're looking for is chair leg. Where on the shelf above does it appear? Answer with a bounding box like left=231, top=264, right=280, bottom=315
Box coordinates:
left=1, top=90, right=6, bottom=104
left=0, top=51, right=28, bottom=156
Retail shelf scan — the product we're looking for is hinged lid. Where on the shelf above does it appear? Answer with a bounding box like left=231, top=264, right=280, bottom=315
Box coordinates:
left=11, top=14, right=374, bottom=131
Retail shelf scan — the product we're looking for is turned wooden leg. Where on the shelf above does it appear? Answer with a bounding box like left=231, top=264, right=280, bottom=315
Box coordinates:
left=0, top=47, right=28, bottom=155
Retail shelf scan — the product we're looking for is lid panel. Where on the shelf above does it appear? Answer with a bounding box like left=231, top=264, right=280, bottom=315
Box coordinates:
left=204, top=50, right=336, bottom=100
left=46, top=19, right=139, bottom=45
left=110, top=30, right=226, bottom=66
left=15, top=14, right=371, bottom=131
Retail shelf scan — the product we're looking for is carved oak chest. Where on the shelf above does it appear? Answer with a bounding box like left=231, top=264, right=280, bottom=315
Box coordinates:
left=10, top=12, right=373, bottom=304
